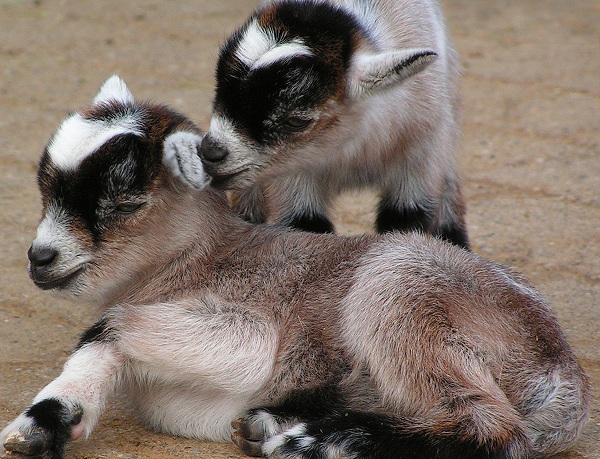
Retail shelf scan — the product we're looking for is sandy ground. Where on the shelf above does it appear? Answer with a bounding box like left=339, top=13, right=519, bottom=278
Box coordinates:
left=0, top=0, right=598, bottom=457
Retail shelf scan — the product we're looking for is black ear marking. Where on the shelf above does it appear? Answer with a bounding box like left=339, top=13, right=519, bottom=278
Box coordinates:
left=391, top=50, right=438, bottom=82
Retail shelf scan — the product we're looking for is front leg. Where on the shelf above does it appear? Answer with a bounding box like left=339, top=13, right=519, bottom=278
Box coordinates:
left=1, top=319, right=124, bottom=458
left=1, top=400, right=82, bottom=458
left=231, top=183, right=334, bottom=233
left=267, top=175, right=334, bottom=233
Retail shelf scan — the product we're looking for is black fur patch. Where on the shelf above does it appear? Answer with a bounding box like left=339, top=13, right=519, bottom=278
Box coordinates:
left=289, top=213, right=334, bottom=233
left=276, top=411, right=502, bottom=459
left=25, top=398, right=83, bottom=459
left=38, top=102, right=197, bottom=245
left=75, top=317, right=113, bottom=351
left=215, top=1, right=360, bottom=146
left=269, top=385, right=345, bottom=419
left=39, top=133, right=155, bottom=244
left=375, top=199, right=433, bottom=235
left=435, top=224, right=470, bottom=250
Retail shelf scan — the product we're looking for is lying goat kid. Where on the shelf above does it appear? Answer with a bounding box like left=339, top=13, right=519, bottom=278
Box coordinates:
left=1, top=77, right=589, bottom=459
left=199, top=0, right=469, bottom=248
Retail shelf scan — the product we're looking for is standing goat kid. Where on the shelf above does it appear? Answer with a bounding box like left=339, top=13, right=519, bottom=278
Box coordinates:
left=1, top=77, right=589, bottom=459
left=198, top=0, right=469, bottom=248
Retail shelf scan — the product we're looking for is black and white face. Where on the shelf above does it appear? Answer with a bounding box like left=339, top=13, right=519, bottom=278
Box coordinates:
left=27, top=76, right=206, bottom=302
left=29, top=107, right=159, bottom=300
left=199, top=1, right=358, bottom=189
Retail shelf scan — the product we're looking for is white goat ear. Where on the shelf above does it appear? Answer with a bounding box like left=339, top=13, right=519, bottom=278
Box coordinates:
left=347, top=49, right=437, bottom=99
left=93, top=75, right=135, bottom=105
left=163, top=131, right=211, bottom=190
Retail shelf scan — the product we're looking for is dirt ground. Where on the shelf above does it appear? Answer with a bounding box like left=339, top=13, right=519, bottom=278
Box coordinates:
left=0, top=0, right=598, bottom=458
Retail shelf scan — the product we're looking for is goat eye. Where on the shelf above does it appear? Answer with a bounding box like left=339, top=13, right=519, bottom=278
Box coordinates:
left=283, top=116, right=312, bottom=132
left=113, top=202, right=143, bottom=214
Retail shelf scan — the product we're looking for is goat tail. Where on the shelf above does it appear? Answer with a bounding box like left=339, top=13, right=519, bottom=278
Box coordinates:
left=521, top=367, right=591, bottom=457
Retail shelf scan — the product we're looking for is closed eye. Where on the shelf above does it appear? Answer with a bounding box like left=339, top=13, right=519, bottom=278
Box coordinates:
left=112, top=202, right=143, bottom=214
left=283, top=116, right=312, bottom=132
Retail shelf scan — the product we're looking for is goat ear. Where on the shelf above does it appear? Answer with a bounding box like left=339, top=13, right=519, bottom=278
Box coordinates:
left=347, top=49, right=437, bottom=99
left=93, top=75, right=135, bottom=105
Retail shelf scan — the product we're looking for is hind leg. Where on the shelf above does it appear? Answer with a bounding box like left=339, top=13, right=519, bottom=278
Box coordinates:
left=232, top=184, right=334, bottom=233
left=339, top=285, right=532, bottom=457
left=237, top=408, right=517, bottom=459
left=376, top=141, right=469, bottom=248
left=232, top=386, right=344, bottom=456
left=232, top=382, right=525, bottom=459
left=432, top=175, right=469, bottom=248
left=231, top=176, right=335, bottom=233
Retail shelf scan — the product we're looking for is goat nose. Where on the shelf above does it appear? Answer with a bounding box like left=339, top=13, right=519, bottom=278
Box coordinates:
left=28, top=245, right=58, bottom=267
left=199, top=136, right=229, bottom=163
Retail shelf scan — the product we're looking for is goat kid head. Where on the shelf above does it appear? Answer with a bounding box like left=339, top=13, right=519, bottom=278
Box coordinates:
left=28, top=76, right=210, bottom=303
left=199, top=0, right=437, bottom=189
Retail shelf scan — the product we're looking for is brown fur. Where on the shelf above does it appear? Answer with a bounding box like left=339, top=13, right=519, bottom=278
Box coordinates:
left=1, top=82, right=589, bottom=458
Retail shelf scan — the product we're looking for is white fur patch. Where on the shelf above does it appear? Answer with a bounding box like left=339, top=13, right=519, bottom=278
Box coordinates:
left=262, top=423, right=314, bottom=456
left=93, top=75, right=135, bottom=106
left=236, top=20, right=313, bottom=70
left=31, top=205, right=92, bottom=287
left=207, top=115, right=258, bottom=164
left=32, top=343, right=123, bottom=439
left=208, top=115, right=238, bottom=146
left=48, top=112, right=144, bottom=172
left=33, top=204, right=72, bottom=248
left=163, top=131, right=210, bottom=189
left=111, top=296, right=277, bottom=393
left=236, top=20, right=277, bottom=67
left=253, top=40, right=313, bottom=69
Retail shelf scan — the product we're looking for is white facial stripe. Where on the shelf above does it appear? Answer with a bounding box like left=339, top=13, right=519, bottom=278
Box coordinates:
left=208, top=115, right=250, bottom=155
left=48, top=112, right=144, bottom=171
left=34, top=205, right=87, bottom=257
left=32, top=204, right=91, bottom=275
left=34, top=204, right=71, bottom=249
left=235, top=20, right=313, bottom=69
left=253, top=41, right=313, bottom=69
left=236, top=20, right=277, bottom=67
